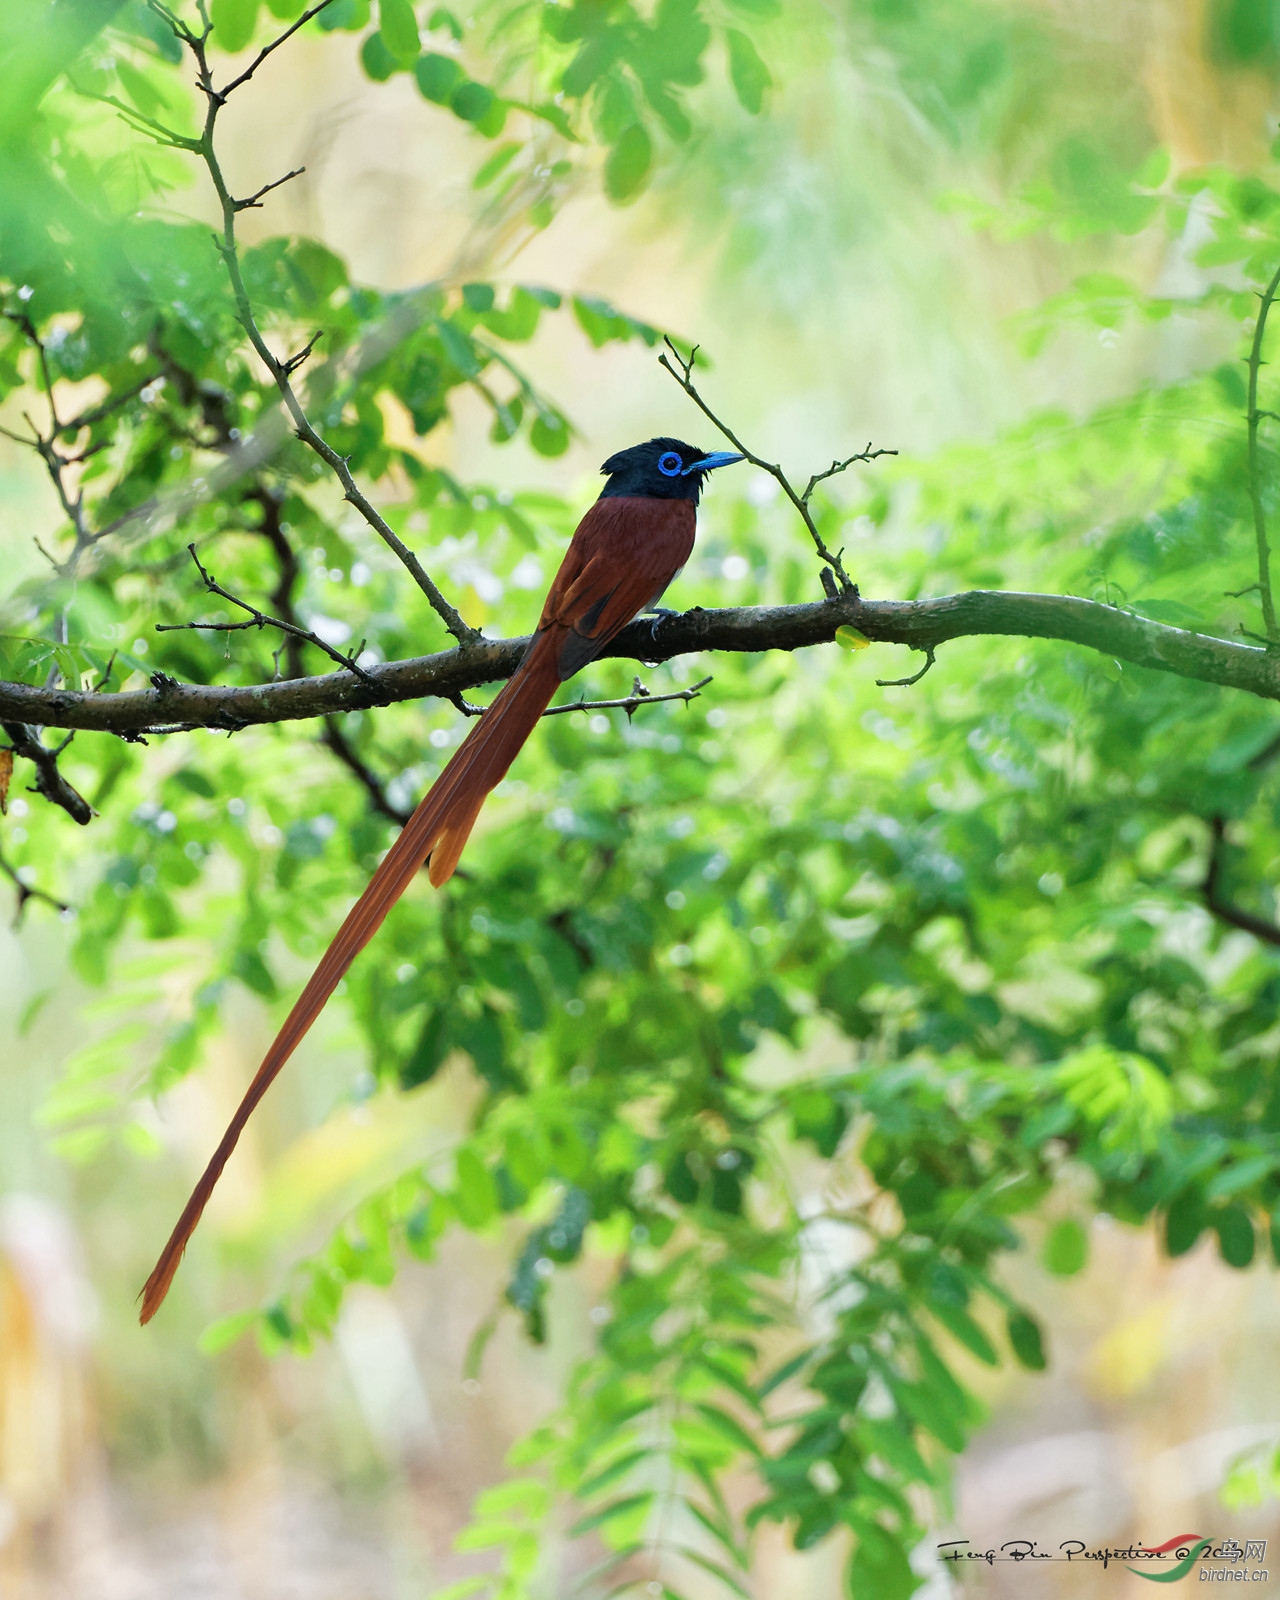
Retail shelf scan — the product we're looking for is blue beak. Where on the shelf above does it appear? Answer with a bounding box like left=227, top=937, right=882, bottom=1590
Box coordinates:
left=684, top=450, right=745, bottom=475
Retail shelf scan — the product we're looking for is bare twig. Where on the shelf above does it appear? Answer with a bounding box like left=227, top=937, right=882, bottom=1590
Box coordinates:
left=235, top=166, right=305, bottom=212
left=155, top=543, right=378, bottom=683
left=542, top=674, right=711, bottom=718
left=216, top=0, right=339, bottom=100
left=1, top=724, right=92, bottom=824
left=0, top=848, right=72, bottom=926
left=876, top=646, right=936, bottom=689
left=659, top=337, right=895, bottom=594
left=1246, top=261, right=1280, bottom=644
left=321, top=717, right=410, bottom=826
left=448, top=674, right=712, bottom=721
left=146, top=8, right=479, bottom=647
left=1203, top=814, right=1280, bottom=946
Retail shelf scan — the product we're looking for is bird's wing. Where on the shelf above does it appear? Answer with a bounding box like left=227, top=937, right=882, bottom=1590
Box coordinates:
left=538, top=495, right=697, bottom=681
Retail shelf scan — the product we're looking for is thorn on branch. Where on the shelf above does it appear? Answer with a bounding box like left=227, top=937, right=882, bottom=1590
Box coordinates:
left=876, top=645, right=937, bottom=689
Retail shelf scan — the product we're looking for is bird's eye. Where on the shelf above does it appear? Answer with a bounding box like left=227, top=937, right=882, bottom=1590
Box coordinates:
left=657, top=451, right=683, bottom=476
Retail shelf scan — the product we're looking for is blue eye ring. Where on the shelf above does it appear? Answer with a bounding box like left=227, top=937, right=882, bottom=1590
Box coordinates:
left=657, top=451, right=683, bottom=477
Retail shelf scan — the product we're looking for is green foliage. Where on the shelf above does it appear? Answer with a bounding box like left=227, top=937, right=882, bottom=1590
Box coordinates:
left=9, top=3, right=1280, bottom=1597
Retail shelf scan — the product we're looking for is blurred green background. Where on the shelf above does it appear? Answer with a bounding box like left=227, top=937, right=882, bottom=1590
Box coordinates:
left=7, top=0, right=1280, bottom=1596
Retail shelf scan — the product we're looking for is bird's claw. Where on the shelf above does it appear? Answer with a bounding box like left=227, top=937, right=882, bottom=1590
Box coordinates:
left=646, top=605, right=679, bottom=641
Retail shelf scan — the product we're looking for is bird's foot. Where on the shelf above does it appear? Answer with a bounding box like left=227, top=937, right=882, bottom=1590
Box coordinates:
left=646, top=605, right=679, bottom=640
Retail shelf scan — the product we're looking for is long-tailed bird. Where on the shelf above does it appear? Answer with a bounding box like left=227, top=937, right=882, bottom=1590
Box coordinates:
left=140, top=436, right=744, bottom=1322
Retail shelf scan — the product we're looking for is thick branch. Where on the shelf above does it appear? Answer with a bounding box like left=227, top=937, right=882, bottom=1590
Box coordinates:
left=4, top=590, right=1280, bottom=736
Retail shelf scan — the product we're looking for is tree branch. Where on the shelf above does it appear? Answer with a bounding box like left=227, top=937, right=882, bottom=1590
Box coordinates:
left=4, top=589, right=1280, bottom=736
left=1, top=724, right=92, bottom=823
left=1202, top=814, right=1280, bottom=947
left=162, top=15, right=480, bottom=648
left=155, top=542, right=378, bottom=683
left=320, top=717, right=410, bottom=826
left=658, top=338, right=895, bottom=594
left=0, top=848, right=72, bottom=925
left=1247, top=262, right=1280, bottom=644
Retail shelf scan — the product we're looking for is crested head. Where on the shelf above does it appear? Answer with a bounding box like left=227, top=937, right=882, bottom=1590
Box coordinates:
left=597, top=437, right=745, bottom=503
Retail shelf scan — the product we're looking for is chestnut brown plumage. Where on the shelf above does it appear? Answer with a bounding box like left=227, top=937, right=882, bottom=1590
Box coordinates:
left=139, top=440, right=743, bottom=1323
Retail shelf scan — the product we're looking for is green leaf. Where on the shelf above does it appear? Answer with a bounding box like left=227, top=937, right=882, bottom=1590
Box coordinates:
left=198, top=1309, right=260, bottom=1354
left=451, top=81, right=496, bottom=124
left=210, top=0, right=259, bottom=52
left=1007, top=1310, right=1047, bottom=1371
left=1213, top=1205, right=1256, bottom=1268
left=1165, top=1188, right=1206, bottom=1257
left=474, top=142, right=520, bottom=189
left=575, top=1448, right=652, bottom=1500
left=378, top=0, right=420, bottom=63
left=1042, top=1217, right=1088, bottom=1275
left=725, top=29, right=770, bottom=114
left=690, top=1402, right=761, bottom=1456
left=530, top=412, right=570, bottom=456
left=604, top=124, right=652, bottom=203
left=849, top=1527, right=923, bottom=1600
left=927, top=1299, right=999, bottom=1366
left=428, top=1579, right=490, bottom=1600
left=416, top=51, right=464, bottom=103
left=567, top=1491, right=655, bottom=1539
left=360, top=29, right=399, bottom=79
left=454, top=1146, right=498, bottom=1229
left=317, top=0, right=370, bottom=28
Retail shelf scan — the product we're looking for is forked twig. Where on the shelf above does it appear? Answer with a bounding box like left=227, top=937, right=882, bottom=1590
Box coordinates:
left=659, top=337, right=895, bottom=594
left=156, top=543, right=379, bottom=684
left=140, top=0, right=480, bottom=649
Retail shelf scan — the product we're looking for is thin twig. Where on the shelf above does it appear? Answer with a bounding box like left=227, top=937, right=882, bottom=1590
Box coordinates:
left=0, top=848, right=72, bottom=926
left=155, top=543, right=378, bottom=683
left=1246, top=262, right=1280, bottom=644
left=235, top=166, right=305, bottom=212
left=150, top=6, right=479, bottom=647
left=543, top=673, right=711, bottom=718
left=1203, top=815, right=1280, bottom=947
left=217, top=0, right=339, bottom=100
left=321, top=717, right=410, bottom=826
left=658, top=337, right=896, bottom=594
left=876, top=646, right=936, bottom=689
left=448, top=673, right=712, bottom=719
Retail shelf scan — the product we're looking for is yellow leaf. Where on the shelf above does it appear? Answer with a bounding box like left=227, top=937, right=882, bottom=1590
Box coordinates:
left=835, top=625, right=870, bottom=651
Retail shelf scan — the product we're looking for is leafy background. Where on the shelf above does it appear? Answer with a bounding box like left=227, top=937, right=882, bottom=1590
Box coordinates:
left=6, top=0, right=1280, bottom=1596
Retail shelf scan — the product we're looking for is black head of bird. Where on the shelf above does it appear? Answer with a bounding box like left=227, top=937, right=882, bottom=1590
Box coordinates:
left=598, top=436, right=745, bottom=503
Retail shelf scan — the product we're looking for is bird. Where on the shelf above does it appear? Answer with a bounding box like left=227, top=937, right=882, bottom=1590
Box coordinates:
left=139, top=436, right=744, bottom=1323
